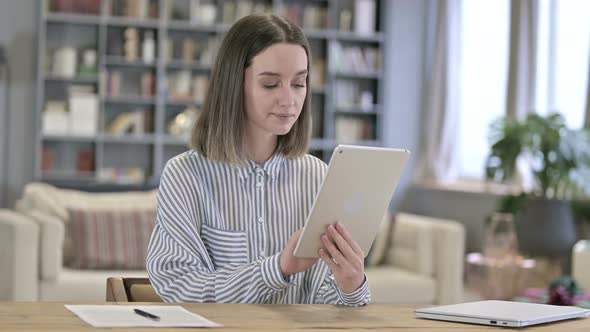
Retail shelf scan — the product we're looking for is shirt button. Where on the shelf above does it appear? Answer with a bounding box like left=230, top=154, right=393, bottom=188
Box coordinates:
left=257, top=217, right=264, bottom=224
left=256, top=182, right=263, bottom=188
left=255, top=168, right=264, bottom=174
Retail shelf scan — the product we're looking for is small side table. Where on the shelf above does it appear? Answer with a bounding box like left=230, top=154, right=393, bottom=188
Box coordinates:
left=466, top=253, right=536, bottom=300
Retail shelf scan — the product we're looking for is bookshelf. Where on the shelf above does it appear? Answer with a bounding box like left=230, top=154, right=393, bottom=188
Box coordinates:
left=35, top=0, right=386, bottom=187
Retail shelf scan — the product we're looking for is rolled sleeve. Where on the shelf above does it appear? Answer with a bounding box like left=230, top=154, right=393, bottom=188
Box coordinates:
left=338, top=275, right=370, bottom=306
left=260, top=253, right=296, bottom=291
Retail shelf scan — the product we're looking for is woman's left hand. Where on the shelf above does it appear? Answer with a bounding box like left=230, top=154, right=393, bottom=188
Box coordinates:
left=318, top=222, right=365, bottom=294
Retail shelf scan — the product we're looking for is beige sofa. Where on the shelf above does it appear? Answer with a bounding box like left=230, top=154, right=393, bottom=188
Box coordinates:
left=0, top=182, right=465, bottom=304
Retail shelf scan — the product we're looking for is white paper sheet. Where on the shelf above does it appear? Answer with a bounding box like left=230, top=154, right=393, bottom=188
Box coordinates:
left=65, top=305, right=223, bottom=328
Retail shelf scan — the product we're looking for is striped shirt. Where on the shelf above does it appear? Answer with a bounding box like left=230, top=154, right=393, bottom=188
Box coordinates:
left=146, top=150, right=371, bottom=305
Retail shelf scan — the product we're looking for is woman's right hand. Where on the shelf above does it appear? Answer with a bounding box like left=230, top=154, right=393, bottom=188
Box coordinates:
left=279, top=229, right=318, bottom=279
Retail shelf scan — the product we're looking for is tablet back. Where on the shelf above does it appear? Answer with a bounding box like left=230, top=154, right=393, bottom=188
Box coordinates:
left=294, top=145, right=410, bottom=258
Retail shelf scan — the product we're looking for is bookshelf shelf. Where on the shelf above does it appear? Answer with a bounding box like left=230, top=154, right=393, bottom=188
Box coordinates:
left=41, top=172, right=97, bottom=182
left=161, top=135, right=189, bottom=146
left=332, top=70, right=383, bottom=80
left=105, top=16, right=160, bottom=28
left=334, top=31, right=385, bottom=43
left=36, top=0, right=386, bottom=187
left=103, top=95, right=156, bottom=105
left=166, top=61, right=211, bottom=71
left=45, top=12, right=101, bottom=25
left=105, top=56, right=158, bottom=68
left=303, top=29, right=330, bottom=40
left=42, top=134, right=97, bottom=142
left=99, top=134, right=157, bottom=144
left=44, top=74, right=98, bottom=84
left=334, top=108, right=382, bottom=116
left=166, top=100, right=202, bottom=108
left=165, top=20, right=219, bottom=33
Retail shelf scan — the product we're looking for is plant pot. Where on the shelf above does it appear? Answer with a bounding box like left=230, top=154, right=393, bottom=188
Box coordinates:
left=515, top=198, right=577, bottom=257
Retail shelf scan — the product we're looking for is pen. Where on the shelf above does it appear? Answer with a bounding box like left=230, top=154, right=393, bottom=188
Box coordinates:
left=134, top=308, right=160, bottom=321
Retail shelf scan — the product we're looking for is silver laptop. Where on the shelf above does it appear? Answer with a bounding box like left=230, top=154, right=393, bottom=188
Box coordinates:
left=415, top=300, right=590, bottom=327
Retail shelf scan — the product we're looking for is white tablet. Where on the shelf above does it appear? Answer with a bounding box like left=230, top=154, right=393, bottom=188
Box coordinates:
left=294, top=145, right=410, bottom=258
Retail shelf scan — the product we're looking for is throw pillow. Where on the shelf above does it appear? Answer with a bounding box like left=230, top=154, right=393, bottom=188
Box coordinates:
left=68, top=208, right=156, bottom=269
left=384, top=215, right=434, bottom=276
left=366, top=214, right=396, bottom=266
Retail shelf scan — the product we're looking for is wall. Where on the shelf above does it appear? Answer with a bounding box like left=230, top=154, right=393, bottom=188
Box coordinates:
left=383, top=0, right=429, bottom=210
left=0, top=0, right=37, bottom=209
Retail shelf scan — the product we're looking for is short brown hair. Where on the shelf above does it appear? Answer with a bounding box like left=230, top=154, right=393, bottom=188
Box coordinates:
left=190, top=13, right=312, bottom=164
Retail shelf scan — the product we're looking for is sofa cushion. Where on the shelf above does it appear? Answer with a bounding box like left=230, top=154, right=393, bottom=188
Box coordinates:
left=24, top=211, right=64, bottom=281
left=366, top=266, right=436, bottom=304
left=367, top=214, right=395, bottom=266
left=384, top=216, right=434, bottom=276
left=68, top=208, right=156, bottom=269
left=16, top=182, right=158, bottom=265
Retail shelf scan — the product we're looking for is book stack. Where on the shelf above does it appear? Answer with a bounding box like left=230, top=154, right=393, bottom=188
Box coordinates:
left=334, top=80, right=360, bottom=108
left=275, top=3, right=327, bottom=29
left=222, top=1, right=270, bottom=24
left=311, top=59, right=326, bottom=90
left=68, top=85, right=98, bottom=137
left=42, top=101, right=68, bottom=135
left=335, top=117, right=373, bottom=142
left=108, top=0, right=157, bottom=18
left=330, top=43, right=382, bottom=74
left=168, top=71, right=209, bottom=103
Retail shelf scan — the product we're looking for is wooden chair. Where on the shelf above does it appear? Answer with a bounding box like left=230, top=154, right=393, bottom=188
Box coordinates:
left=106, top=277, right=163, bottom=302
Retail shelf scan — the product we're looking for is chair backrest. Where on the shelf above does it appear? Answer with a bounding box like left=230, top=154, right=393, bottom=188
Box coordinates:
left=106, top=277, right=163, bottom=302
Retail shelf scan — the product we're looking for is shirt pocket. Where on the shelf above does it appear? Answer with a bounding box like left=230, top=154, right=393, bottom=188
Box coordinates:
left=200, top=223, right=249, bottom=268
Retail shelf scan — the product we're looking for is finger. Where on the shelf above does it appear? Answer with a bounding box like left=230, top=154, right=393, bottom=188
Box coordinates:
left=321, top=234, right=349, bottom=268
left=327, top=224, right=358, bottom=260
left=318, top=248, right=340, bottom=270
left=335, top=223, right=365, bottom=257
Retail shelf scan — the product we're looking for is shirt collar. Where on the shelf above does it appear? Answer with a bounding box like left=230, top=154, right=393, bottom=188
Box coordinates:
left=235, top=153, right=285, bottom=180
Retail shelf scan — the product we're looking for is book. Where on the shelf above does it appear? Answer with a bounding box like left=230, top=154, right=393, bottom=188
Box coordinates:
left=182, top=38, right=195, bottom=64
left=335, top=117, right=372, bottom=141
left=41, top=148, right=55, bottom=173
left=77, top=149, right=95, bottom=172
left=42, top=110, right=69, bottom=135
left=108, top=70, right=121, bottom=97
left=69, top=92, right=98, bottom=137
left=141, top=72, right=155, bottom=97
left=192, top=76, right=209, bottom=104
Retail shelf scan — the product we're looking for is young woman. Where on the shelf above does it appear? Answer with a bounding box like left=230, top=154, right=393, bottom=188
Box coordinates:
left=147, top=13, right=370, bottom=305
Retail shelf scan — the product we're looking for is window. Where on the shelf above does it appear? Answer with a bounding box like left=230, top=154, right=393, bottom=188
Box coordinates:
left=457, top=0, right=590, bottom=180
left=537, top=0, right=590, bottom=128
left=458, top=0, right=510, bottom=179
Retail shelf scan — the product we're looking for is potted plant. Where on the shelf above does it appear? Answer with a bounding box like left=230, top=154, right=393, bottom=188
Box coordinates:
left=485, top=113, right=590, bottom=258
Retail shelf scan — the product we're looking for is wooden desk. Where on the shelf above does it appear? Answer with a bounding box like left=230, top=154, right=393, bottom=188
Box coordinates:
left=1, top=302, right=589, bottom=331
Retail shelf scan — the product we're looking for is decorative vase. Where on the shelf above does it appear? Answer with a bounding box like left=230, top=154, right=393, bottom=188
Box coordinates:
left=484, top=213, right=519, bottom=259
left=515, top=197, right=577, bottom=258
